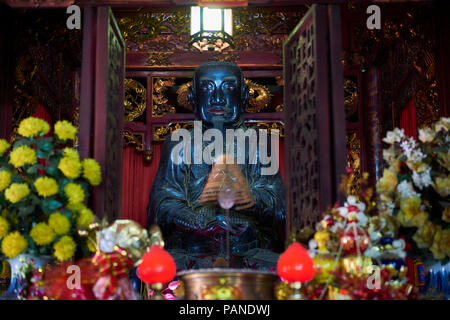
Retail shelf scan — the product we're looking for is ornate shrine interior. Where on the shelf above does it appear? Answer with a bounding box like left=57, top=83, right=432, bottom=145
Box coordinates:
left=0, top=0, right=449, bottom=238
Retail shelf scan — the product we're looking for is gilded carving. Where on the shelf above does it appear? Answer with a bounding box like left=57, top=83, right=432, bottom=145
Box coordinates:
left=152, top=77, right=176, bottom=117
left=413, top=50, right=439, bottom=128
left=153, top=122, right=194, bottom=142
left=123, top=131, right=153, bottom=163
left=244, top=79, right=273, bottom=113
left=124, top=78, right=147, bottom=122
left=146, top=52, right=172, bottom=66
left=118, top=7, right=307, bottom=54
left=123, top=130, right=144, bottom=152
left=246, top=121, right=284, bottom=137
left=344, top=78, right=358, bottom=120
left=153, top=121, right=284, bottom=142
left=346, top=132, right=361, bottom=195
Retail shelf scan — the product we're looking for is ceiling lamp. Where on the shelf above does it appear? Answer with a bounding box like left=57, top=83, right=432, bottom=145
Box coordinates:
left=190, top=6, right=233, bottom=52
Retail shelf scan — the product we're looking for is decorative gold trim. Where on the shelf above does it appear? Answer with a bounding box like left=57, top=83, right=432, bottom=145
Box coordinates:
left=346, top=132, right=361, bottom=195
left=244, top=79, right=273, bottom=113
left=176, top=78, right=273, bottom=113
left=153, top=121, right=284, bottom=142
left=176, top=81, right=193, bottom=112
left=153, top=122, right=194, bottom=142
left=123, top=131, right=144, bottom=152
left=246, top=121, right=285, bottom=137
left=124, top=78, right=147, bottom=122
left=152, top=77, right=176, bottom=117
left=123, top=130, right=153, bottom=163
left=344, top=78, right=358, bottom=119
left=147, top=52, right=172, bottom=66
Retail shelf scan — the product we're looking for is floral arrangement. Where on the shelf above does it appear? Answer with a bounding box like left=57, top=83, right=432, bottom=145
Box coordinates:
left=377, top=117, right=450, bottom=261
left=0, top=117, right=101, bottom=262
left=300, top=169, right=416, bottom=300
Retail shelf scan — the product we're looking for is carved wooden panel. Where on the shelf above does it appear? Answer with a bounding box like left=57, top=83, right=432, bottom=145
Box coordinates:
left=283, top=4, right=346, bottom=233
left=103, top=12, right=126, bottom=221
left=80, top=7, right=125, bottom=220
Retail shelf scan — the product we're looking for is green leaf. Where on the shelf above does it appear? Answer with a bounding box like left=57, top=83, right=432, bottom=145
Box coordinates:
left=36, top=149, right=50, bottom=159
left=45, top=166, right=57, bottom=176
left=36, top=137, right=53, bottom=151
left=41, top=199, right=63, bottom=214
left=13, top=139, right=32, bottom=148
left=26, top=164, right=38, bottom=175
left=19, top=205, right=35, bottom=217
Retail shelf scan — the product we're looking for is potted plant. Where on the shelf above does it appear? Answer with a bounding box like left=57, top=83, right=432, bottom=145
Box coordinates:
left=0, top=117, right=102, bottom=298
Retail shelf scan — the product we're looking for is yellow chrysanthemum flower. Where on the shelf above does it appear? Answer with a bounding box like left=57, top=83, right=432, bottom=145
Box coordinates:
left=53, top=235, right=76, bottom=261
left=48, top=212, right=71, bottom=235
left=433, top=175, right=450, bottom=198
left=82, top=159, right=102, bottom=186
left=413, top=221, right=439, bottom=249
left=4, top=183, right=30, bottom=203
left=430, top=228, right=450, bottom=260
left=437, top=152, right=450, bottom=171
left=0, top=170, right=12, bottom=192
left=0, top=216, right=9, bottom=240
left=8, top=145, right=37, bottom=168
left=58, top=156, right=81, bottom=179
left=30, top=222, right=55, bottom=246
left=66, top=202, right=86, bottom=213
left=376, top=169, right=398, bottom=195
left=34, top=176, right=59, bottom=198
left=64, top=183, right=84, bottom=204
left=62, top=147, right=80, bottom=160
left=18, top=117, right=50, bottom=138
left=443, top=207, right=450, bottom=223
left=0, top=139, right=10, bottom=155
left=54, top=120, right=77, bottom=141
left=77, top=207, right=94, bottom=229
left=1, top=231, right=28, bottom=258
left=397, top=196, right=428, bottom=228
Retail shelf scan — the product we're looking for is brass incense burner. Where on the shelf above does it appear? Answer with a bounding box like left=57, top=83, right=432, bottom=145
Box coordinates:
left=177, top=268, right=277, bottom=300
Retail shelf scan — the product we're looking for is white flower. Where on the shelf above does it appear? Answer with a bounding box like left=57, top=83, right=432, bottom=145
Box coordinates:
left=435, top=117, right=450, bottom=132
left=356, top=212, right=368, bottom=226
left=383, top=128, right=404, bottom=144
left=364, top=248, right=381, bottom=259
left=378, top=200, right=395, bottom=215
left=397, top=180, right=420, bottom=198
left=337, top=206, right=349, bottom=218
left=418, top=128, right=435, bottom=143
left=370, top=231, right=382, bottom=242
left=383, top=146, right=397, bottom=163
left=330, top=221, right=344, bottom=234
left=393, top=239, right=406, bottom=251
left=412, top=167, right=433, bottom=190
left=345, top=195, right=366, bottom=213
left=308, top=239, right=317, bottom=258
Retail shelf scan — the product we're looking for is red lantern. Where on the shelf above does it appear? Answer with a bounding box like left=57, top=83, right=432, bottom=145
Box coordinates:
left=137, top=245, right=176, bottom=284
left=339, top=223, right=370, bottom=255
left=277, top=242, right=315, bottom=283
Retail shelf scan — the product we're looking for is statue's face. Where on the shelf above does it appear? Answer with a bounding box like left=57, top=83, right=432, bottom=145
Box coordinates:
left=193, top=65, right=244, bottom=126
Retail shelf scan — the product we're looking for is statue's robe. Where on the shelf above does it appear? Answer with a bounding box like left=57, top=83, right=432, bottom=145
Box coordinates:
left=148, top=124, right=286, bottom=269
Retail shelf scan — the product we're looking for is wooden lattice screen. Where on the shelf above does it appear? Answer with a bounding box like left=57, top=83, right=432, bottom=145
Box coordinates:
left=80, top=7, right=126, bottom=221
left=283, top=4, right=346, bottom=233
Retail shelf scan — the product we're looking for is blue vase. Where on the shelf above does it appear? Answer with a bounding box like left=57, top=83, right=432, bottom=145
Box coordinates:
left=424, top=261, right=450, bottom=299
left=0, top=254, right=52, bottom=300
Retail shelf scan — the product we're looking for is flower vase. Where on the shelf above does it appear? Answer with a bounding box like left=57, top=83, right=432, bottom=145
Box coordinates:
left=423, top=260, right=450, bottom=299
left=1, top=254, right=53, bottom=300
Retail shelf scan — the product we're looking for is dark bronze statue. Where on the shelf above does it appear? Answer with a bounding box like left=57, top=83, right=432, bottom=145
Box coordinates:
left=147, top=62, right=286, bottom=269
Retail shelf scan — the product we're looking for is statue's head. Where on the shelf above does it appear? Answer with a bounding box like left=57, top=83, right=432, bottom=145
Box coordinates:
left=189, top=62, right=249, bottom=127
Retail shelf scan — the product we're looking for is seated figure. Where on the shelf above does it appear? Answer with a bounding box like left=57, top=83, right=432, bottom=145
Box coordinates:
left=147, top=62, right=286, bottom=269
